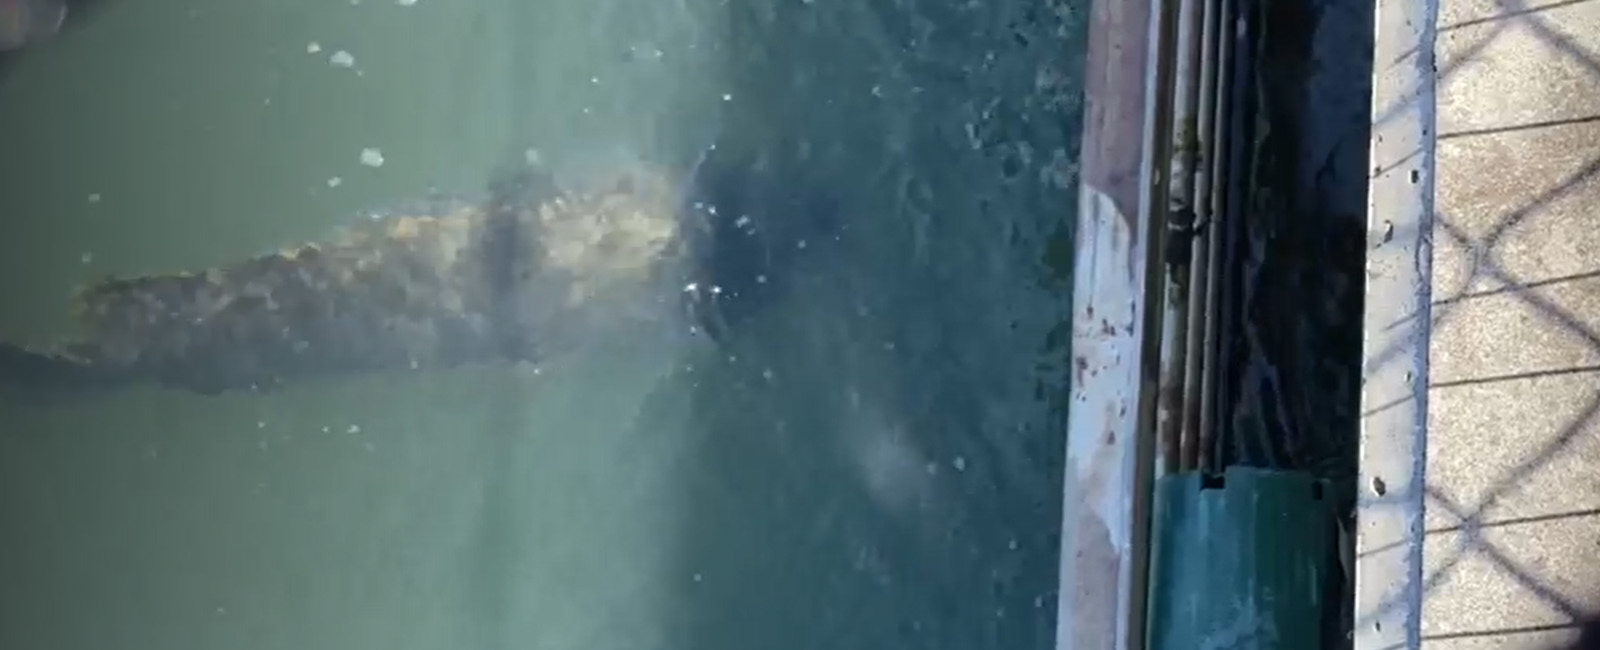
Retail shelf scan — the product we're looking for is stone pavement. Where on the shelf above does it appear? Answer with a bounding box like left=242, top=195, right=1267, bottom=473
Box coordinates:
left=1363, top=0, right=1600, bottom=647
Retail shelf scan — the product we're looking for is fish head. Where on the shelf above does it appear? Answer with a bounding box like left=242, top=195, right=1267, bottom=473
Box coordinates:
left=506, top=162, right=701, bottom=356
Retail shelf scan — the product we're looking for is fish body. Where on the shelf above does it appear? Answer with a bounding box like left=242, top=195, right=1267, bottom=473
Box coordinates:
left=2, top=162, right=695, bottom=396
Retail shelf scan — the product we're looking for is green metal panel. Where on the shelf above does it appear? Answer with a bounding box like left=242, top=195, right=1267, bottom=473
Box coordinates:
left=1146, top=467, right=1334, bottom=650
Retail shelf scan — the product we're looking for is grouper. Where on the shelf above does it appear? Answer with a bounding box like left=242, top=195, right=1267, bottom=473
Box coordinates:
left=0, top=157, right=732, bottom=396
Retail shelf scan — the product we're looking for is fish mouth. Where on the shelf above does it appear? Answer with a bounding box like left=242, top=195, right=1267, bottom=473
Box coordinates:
left=0, top=0, right=67, bottom=52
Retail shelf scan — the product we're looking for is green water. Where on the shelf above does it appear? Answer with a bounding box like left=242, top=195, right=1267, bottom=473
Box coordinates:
left=0, top=0, right=1086, bottom=648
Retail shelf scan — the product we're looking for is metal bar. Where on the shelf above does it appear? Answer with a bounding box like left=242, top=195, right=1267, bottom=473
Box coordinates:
left=1156, top=0, right=1205, bottom=475
left=1180, top=0, right=1224, bottom=472
left=1196, top=0, right=1232, bottom=473
left=1205, top=0, right=1258, bottom=472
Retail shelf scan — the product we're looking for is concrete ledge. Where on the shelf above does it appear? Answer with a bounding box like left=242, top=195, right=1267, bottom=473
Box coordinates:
left=1054, top=0, right=1167, bottom=648
left=1423, top=0, right=1600, bottom=646
left=1357, top=0, right=1438, bottom=646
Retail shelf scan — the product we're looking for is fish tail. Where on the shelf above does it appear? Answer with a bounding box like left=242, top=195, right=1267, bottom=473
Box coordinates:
left=0, top=342, right=127, bottom=398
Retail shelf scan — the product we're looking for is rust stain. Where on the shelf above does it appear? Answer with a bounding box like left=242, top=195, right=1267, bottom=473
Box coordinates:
left=1158, top=358, right=1185, bottom=470
left=1080, top=0, right=1153, bottom=231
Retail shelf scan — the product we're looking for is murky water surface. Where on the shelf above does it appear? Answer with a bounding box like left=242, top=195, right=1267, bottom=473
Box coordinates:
left=0, top=1, right=1086, bottom=648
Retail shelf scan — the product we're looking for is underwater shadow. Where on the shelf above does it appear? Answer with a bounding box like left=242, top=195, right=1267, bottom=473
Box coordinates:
left=659, top=0, right=1087, bottom=649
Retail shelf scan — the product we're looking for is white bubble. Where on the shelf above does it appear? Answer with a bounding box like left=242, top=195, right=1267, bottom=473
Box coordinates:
left=326, top=176, right=343, bottom=188
left=306, top=42, right=322, bottom=54
left=359, top=148, right=385, bottom=167
left=330, top=50, right=356, bottom=68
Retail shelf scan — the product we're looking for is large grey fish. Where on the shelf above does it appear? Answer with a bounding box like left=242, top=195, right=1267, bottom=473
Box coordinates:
left=0, top=160, right=706, bottom=396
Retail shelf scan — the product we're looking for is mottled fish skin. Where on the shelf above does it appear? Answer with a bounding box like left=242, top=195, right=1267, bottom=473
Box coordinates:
left=3, top=163, right=691, bottom=396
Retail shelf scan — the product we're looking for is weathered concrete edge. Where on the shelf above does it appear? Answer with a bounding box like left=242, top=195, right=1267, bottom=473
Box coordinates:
left=1055, top=0, right=1165, bottom=647
left=1354, top=0, right=1438, bottom=644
